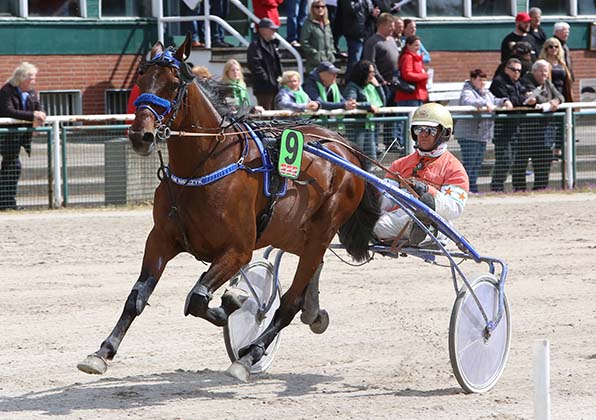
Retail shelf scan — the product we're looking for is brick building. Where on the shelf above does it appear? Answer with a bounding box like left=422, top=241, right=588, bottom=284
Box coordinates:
left=1, top=1, right=594, bottom=114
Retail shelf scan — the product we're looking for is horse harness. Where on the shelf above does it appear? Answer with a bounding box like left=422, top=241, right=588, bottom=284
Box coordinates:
left=133, top=48, right=292, bottom=251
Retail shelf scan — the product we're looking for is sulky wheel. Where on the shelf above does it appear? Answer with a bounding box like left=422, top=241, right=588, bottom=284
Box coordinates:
left=448, top=273, right=511, bottom=393
left=223, top=259, right=282, bottom=374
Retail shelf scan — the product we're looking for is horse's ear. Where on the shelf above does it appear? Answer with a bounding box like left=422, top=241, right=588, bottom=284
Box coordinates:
left=150, top=41, right=164, bottom=59
left=174, top=32, right=193, bottom=62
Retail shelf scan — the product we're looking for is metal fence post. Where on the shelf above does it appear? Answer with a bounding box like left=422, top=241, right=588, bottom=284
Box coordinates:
left=52, top=120, right=63, bottom=208
left=564, top=107, right=574, bottom=189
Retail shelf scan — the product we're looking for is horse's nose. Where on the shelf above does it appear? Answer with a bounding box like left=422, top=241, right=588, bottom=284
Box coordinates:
left=142, top=132, right=155, bottom=143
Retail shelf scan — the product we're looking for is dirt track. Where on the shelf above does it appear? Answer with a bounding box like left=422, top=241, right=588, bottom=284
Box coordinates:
left=1, top=192, right=595, bottom=420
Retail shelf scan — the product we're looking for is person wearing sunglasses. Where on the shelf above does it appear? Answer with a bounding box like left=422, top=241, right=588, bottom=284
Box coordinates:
left=488, top=57, right=529, bottom=192
left=539, top=37, right=573, bottom=102
left=300, top=0, right=336, bottom=74
left=373, top=103, right=469, bottom=246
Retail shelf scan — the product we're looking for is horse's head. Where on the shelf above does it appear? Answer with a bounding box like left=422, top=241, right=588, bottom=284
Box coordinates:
left=128, top=34, right=194, bottom=156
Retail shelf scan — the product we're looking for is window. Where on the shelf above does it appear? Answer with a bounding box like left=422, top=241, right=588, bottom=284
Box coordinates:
left=28, top=0, right=82, bottom=17
left=105, top=89, right=132, bottom=114
left=102, top=0, right=152, bottom=17
left=528, top=0, right=569, bottom=15
left=578, top=0, right=596, bottom=14
left=39, top=90, right=82, bottom=116
left=427, top=0, right=464, bottom=17
left=0, top=0, right=19, bottom=16
left=472, top=0, right=511, bottom=16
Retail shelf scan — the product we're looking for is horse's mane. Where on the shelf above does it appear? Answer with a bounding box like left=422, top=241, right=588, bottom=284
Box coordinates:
left=194, top=78, right=251, bottom=122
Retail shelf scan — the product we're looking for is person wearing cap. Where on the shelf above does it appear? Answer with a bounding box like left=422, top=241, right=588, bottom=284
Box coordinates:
left=500, top=12, right=533, bottom=63
left=373, top=103, right=469, bottom=245
left=246, top=17, right=283, bottom=110
left=456, top=69, right=512, bottom=194
left=302, top=61, right=358, bottom=111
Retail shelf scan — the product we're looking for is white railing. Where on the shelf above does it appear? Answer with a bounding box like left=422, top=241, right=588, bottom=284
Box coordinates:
left=2, top=102, right=596, bottom=207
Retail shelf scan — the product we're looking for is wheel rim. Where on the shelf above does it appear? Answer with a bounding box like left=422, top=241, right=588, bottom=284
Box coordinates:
left=450, top=276, right=511, bottom=393
left=225, top=260, right=281, bottom=374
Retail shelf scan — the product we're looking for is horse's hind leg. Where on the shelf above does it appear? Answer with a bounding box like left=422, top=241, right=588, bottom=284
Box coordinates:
left=77, top=227, right=176, bottom=375
left=300, top=262, right=329, bottom=334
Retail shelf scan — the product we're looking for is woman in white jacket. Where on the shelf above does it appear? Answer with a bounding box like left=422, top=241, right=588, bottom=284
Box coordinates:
left=456, top=69, right=512, bottom=193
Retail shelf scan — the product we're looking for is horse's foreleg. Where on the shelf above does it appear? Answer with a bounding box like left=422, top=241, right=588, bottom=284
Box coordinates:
left=77, top=227, right=176, bottom=375
left=184, top=251, right=251, bottom=327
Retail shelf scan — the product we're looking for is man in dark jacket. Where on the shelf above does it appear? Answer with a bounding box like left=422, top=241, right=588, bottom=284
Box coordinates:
left=0, top=62, right=46, bottom=210
left=246, top=18, right=283, bottom=110
left=488, top=58, right=528, bottom=192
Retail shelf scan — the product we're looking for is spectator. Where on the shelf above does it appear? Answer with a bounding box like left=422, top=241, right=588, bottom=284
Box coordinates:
left=343, top=60, right=386, bottom=162
left=392, top=16, right=404, bottom=52
left=208, top=0, right=233, bottom=47
left=246, top=18, right=283, bottom=110
left=303, top=61, right=358, bottom=111
left=514, top=60, right=564, bottom=191
left=221, top=59, right=264, bottom=113
left=0, top=62, right=46, bottom=210
left=253, top=0, right=284, bottom=28
left=456, top=69, right=512, bottom=193
left=300, top=0, right=336, bottom=74
left=553, top=22, right=574, bottom=82
left=493, top=41, right=533, bottom=78
left=335, top=0, right=379, bottom=78
left=395, top=35, right=428, bottom=107
left=192, top=65, right=213, bottom=80
left=488, top=57, right=528, bottom=192
left=528, top=7, right=546, bottom=57
left=500, top=12, right=532, bottom=63
left=275, top=70, right=320, bottom=112
left=402, top=19, right=430, bottom=64
left=539, top=37, right=573, bottom=102
left=363, top=13, right=399, bottom=106
left=180, top=0, right=204, bottom=48
left=286, top=0, right=309, bottom=47
left=373, top=103, right=469, bottom=245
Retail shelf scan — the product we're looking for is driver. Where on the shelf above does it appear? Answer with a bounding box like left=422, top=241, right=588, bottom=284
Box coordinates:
left=373, top=103, right=469, bottom=245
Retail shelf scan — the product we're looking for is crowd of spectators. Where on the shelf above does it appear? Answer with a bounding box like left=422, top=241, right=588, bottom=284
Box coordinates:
left=1, top=4, right=581, bottom=212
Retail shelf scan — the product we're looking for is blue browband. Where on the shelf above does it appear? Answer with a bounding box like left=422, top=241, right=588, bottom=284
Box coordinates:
left=133, top=49, right=183, bottom=121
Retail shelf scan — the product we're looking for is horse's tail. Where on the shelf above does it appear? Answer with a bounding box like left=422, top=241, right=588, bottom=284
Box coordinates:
left=338, top=177, right=381, bottom=263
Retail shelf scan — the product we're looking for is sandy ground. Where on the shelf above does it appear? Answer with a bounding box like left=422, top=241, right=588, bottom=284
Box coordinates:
left=1, top=192, right=595, bottom=420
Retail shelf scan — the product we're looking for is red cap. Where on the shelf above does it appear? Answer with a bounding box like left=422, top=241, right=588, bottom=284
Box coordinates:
left=515, top=12, right=531, bottom=23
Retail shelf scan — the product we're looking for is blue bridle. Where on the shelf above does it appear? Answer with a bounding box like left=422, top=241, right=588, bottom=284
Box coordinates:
left=133, top=49, right=194, bottom=124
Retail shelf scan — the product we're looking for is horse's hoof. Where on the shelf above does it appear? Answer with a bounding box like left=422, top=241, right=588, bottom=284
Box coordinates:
left=226, top=361, right=250, bottom=382
left=77, top=354, right=108, bottom=375
left=221, top=287, right=249, bottom=314
left=309, top=310, right=329, bottom=334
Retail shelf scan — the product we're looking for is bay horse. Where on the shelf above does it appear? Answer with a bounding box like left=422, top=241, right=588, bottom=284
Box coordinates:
left=77, top=34, right=380, bottom=381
